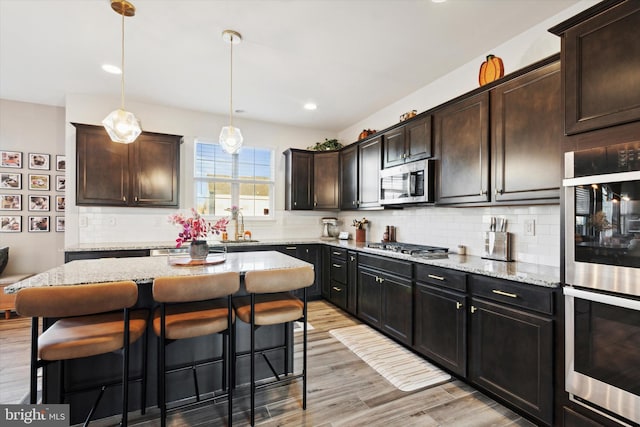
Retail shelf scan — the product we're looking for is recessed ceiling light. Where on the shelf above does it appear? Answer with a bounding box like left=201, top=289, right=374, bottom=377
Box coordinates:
left=102, top=64, right=122, bottom=74
left=304, top=103, right=317, bottom=111
left=432, top=0, right=447, bottom=3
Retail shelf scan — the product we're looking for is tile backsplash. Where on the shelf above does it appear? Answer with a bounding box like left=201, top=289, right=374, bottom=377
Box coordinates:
left=76, top=204, right=560, bottom=267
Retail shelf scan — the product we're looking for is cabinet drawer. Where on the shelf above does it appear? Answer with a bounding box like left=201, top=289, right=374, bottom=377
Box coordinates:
left=358, top=253, right=412, bottom=278
left=470, top=275, right=554, bottom=315
left=415, top=264, right=466, bottom=292
left=330, top=247, right=347, bottom=260
left=331, top=260, right=347, bottom=283
left=330, top=280, right=348, bottom=310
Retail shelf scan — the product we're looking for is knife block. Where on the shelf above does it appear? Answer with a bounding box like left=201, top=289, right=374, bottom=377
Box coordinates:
left=482, top=231, right=512, bottom=261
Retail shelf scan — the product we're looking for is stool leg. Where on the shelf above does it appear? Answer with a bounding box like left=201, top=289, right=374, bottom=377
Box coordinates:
left=122, top=308, right=131, bottom=427
left=303, top=288, right=307, bottom=410
left=160, top=305, right=167, bottom=427
left=250, top=293, right=256, bottom=426
left=29, top=318, right=38, bottom=404
left=227, top=295, right=233, bottom=427
left=141, top=318, right=149, bottom=415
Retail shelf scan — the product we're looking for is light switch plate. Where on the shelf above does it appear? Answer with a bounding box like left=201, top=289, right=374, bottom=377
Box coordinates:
left=524, top=219, right=535, bottom=236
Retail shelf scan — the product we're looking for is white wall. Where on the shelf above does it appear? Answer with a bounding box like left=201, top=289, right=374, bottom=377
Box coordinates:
left=0, top=99, right=66, bottom=274
left=64, top=94, right=338, bottom=248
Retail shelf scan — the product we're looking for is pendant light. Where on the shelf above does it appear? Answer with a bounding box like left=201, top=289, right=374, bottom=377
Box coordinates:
left=219, top=30, right=243, bottom=154
left=102, top=0, right=142, bottom=144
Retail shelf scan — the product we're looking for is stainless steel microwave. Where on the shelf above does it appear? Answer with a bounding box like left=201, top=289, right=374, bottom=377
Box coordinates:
left=379, top=159, right=434, bottom=206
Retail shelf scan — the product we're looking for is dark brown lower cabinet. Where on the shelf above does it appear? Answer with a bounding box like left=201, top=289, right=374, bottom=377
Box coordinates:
left=468, top=297, right=553, bottom=426
left=414, top=283, right=466, bottom=376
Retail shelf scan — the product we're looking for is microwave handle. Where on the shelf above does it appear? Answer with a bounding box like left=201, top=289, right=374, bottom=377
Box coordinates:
left=563, top=170, right=640, bottom=187
left=409, top=173, right=416, bottom=196
left=564, top=287, right=640, bottom=311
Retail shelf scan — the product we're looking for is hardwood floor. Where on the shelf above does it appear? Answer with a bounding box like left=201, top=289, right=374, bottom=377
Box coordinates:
left=0, top=301, right=536, bottom=426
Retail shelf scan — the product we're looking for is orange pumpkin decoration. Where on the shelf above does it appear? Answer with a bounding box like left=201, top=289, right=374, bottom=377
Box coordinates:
left=479, top=54, right=504, bottom=86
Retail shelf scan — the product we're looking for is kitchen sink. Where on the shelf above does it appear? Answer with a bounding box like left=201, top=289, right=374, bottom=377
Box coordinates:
left=220, top=239, right=259, bottom=243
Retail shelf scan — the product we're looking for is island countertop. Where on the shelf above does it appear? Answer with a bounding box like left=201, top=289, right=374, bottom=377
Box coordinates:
left=6, top=251, right=312, bottom=294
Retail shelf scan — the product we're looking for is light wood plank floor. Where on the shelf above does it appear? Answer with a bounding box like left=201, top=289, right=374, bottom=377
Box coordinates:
left=0, top=301, right=536, bottom=427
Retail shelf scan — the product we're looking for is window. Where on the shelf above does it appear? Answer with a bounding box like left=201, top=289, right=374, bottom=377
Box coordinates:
left=194, top=141, right=274, bottom=218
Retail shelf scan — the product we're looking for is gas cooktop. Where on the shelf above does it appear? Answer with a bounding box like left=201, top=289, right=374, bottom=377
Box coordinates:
left=366, top=242, right=449, bottom=258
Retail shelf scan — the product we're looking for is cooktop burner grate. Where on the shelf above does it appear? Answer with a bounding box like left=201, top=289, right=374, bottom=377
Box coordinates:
left=366, top=242, right=449, bottom=257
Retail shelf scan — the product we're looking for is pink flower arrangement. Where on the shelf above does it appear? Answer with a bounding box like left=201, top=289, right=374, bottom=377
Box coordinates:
left=169, top=208, right=229, bottom=248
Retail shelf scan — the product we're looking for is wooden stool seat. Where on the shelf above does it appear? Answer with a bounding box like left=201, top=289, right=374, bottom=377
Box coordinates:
left=0, top=273, right=34, bottom=319
left=39, top=310, right=147, bottom=361
left=234, top=293, right=303, bottom=325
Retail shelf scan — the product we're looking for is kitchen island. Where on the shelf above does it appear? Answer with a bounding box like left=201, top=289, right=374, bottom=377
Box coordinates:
left=7, top=251, right=312, bottom=424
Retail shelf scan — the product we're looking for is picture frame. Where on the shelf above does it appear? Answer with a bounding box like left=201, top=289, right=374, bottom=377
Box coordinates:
left=0, top=172, right=21, bottom=190
left=28, top=174, right=50, bottom=191
left=55, top=195, right=65, bottom=212
left=29, top=195, right=50, bottom=211
left=0, top=194, right=21, bottom=210
left=56, top=155, right=66, bottom=171
left=56, top=175, right=66, bottom=191
left=28, top=216, right=50, bottom=232
left=0, top=215, right=21, bottom=232
left=56, top=216, right=65, bottom=232
left=29, top=153, right=50, bottom=170
left=1, top=150, right=22, bottom=168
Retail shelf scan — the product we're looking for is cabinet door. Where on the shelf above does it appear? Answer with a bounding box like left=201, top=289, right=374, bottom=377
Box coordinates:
left=382, top=127, right=406, bottom=168
left=380, top=273, right=413, bottom=345
left=357, top=268, right=382, bottom=328
left=347, top=251, right=358, bottom=315
left=358, top=136, right=382, bottom=209
left=414, top=283, right=466, bottom=376
left=491, top=61, right=561, bottom=202
left=560, top=1, right=640, bottom=134
left=435, top=92, right=489, bottom=204
left=285, top=150, right=314, bottom=210
left=340, top=144, right=358, bottom=210
left=321, top=246, right=331, bottom=298
left=469, top=298, right=553, bottom=425
left=405, top=115, right=432, bottom=162
left=277, top=245, right=321, bottom=299
left=131, top=133, right=180, bottom=207
left=313, top=151, right=339, bottom=209
left=76, top=124, right=129, bottom=206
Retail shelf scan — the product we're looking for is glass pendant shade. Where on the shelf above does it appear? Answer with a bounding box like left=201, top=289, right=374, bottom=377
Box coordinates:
left=219, top=125, right=243, bottom=154
left=102, top=108, right=142, bottom=144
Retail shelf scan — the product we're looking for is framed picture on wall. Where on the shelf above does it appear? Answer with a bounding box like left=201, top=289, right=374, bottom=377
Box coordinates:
left=0, top=216, right=21, bottom=232
left=28, top=153, right=50, bottom=170
left=28, top=174, right=49, bottom=191
left=1, top=151, right=22, bottom=168
left=56, top=216, right=65, bottom=232
left=56, top=175, right=65, bottom=191
left=55, top=195, right=65, bottom=212
left=28, top=216, right=49, bottom=232
left=28, top=195, right=50, bottom=211
left=0, top=172, right=21, bottom=190
left=56, top=155, right=66, bottom=171
left=0, top=194, right=21, bottom=210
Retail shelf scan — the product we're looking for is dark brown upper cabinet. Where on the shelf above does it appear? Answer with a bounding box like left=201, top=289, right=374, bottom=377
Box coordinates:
left=74, top=123, right=181, bottom=207
left=358, top=136, right=382, bottom=209
left=382, top=115, right=432, bottom=168
left=490, top=60, right=562, bottom=202
left=434, top=92, right=490, bottom=205
left=340, top=144, right=359, bottom=210
left=549, top=0, right=640, bottom=135
left=284, top=149, right=339, bottom=211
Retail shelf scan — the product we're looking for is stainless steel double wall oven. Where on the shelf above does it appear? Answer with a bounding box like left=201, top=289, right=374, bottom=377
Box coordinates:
left=563, top=143, right=640, bottom=425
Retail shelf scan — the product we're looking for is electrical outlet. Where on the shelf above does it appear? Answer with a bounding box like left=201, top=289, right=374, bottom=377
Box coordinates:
left=524, top=219, right=535, bottom=236
left=107, top=217, right=116, bottom=227
left=79, top=216, right=88, bottom=227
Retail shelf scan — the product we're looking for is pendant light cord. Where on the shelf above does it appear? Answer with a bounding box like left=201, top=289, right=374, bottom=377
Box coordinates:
left=120, top=2, right=125, bottom=110
left=229, top=33, right=234, bottom=129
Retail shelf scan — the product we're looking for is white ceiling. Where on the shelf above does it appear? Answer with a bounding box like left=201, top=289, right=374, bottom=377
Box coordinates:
left=0, top=0, right=580, bottom=132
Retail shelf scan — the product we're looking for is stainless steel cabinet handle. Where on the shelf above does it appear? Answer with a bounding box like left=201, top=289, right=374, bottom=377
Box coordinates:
left=350, top=256, right=356, bottom=261
left=122, top=196, right=126, bottom=202
left=134, top=196, right=139, bottom=202
left=480, top=190, right=488, bottom=196
left=495, top=189, right=503, bottom=195
left=285, top=246, right=297, bottom=250
left=471, top=306, right=477, bottom=313
left=332, top=264, right=342, bottom=268
left=294, top=201, right=297, bottom=206
left=332, top=251, right=342, bottom=255
left=332, top=286, right=342, bottom=292
left=456, top=302, right=463, bottom=310
left=492, top=289, right=518, bottom=298
left=428, top=274, right=445, bottom=281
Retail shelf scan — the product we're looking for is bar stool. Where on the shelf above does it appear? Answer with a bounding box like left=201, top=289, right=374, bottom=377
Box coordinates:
left=233, top=265, right=314, bottom=426
left=152, top=272, right=239, bottom=427
left=15, top=281, right=148, bottom=427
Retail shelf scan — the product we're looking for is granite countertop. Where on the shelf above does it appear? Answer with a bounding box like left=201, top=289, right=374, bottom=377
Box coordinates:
left=5, top=251, right=312, bottom=294
left=63, top=238, right=560, bottom=288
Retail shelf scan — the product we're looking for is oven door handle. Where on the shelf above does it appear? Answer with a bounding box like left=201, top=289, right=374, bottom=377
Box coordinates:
left=563, top=170, right=640, bottom=187
left=564, top=286, right=640, bottom=311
